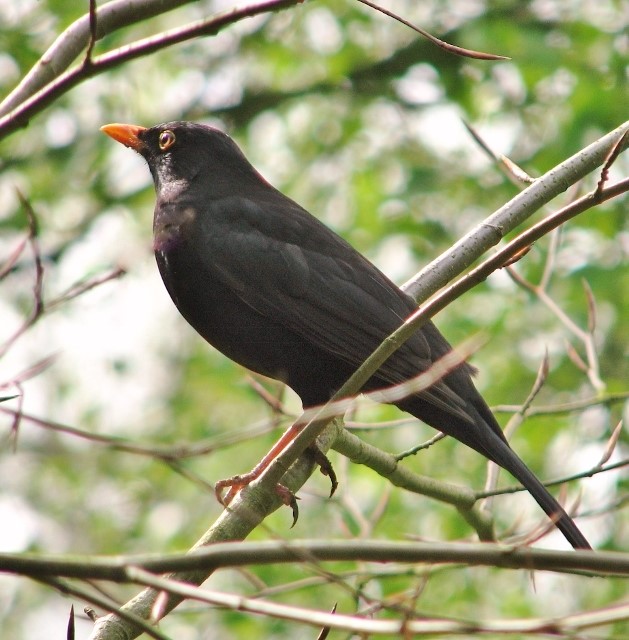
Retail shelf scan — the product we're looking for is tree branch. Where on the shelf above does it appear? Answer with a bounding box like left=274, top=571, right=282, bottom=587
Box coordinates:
left=128, top=566, right=629, bottom=637
left=3, top=540, right=626, bottom=581
left=401, top=120, right=629, bottom=301
left=0, top=0, right=303, bottom=139
left=0, top=0, right=195, bottom=119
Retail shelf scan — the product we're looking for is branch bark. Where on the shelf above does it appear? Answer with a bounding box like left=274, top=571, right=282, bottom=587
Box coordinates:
left=3, top=540, right=627, bottom=581
left=0, top=0, right=304, bottom=139
left=0, top=0, right=195, bottom=119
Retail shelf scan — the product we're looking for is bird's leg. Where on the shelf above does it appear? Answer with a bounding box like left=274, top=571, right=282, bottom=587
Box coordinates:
left=215, top=422, right=303, bottom=506
left=214, top=421, right=337, bottom=525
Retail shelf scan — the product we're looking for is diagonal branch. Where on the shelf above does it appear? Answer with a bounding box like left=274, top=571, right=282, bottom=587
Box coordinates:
left=401, top=120, right=629, bottom=301
left=272, top=173, right=629, bottom=507
left=0, top=0, right=195, bottom=118
left=0, top=0, right=304, bottom=139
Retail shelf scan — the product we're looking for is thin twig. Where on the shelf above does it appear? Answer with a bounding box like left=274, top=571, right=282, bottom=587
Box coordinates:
left=596, top=128, right=629, bottom=198
left=0, top=405, right=281, bottom=460
left=356, top=0, right=509, bottom=60
left=462, top=120, right=534, bottom=185
left=0, top=193, right=45, bottom=358
left=46, top=267, right=126, bottom=310
left=483, top=353, right=550, bottom=501
left=84, top=0, right=99, bottom=64
left=477, top=457, right=628, bottom=499
left=539, top=226, right=561, bottom=290
left=492, top=390, right=629, bottom=415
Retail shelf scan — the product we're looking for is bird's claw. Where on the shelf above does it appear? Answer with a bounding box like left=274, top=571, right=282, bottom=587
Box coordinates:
left=308, top=444, right=338, bottom=497
left=275, top=484, right=300, bottom=527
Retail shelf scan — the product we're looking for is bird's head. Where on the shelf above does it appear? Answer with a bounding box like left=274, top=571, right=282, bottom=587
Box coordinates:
left=101, top=121, right=262, bottom=200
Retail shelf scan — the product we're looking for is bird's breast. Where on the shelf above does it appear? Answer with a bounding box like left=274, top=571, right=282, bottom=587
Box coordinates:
left=153, top=204, right=197, bottom=253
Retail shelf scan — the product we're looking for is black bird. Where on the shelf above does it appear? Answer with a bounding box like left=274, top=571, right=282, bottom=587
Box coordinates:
left=101, top=121, right=590, bottom=549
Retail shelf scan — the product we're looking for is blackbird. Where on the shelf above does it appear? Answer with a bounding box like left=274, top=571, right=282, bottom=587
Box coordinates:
left=101, top=121, right=590, bottom=550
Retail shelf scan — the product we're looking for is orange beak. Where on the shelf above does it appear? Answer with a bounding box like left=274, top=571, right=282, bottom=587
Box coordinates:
left=100, top=123, right=148, bottom=151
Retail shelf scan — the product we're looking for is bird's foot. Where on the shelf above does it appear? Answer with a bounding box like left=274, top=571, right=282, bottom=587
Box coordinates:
left=213, top=439, right=337, bottom=526
left=214, top=474, right=301, bottom=525
left=214, top=473, right=253, bottom=506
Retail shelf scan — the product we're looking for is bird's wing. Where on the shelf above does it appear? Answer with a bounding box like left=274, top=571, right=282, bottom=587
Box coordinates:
left=196, top=195, right=474, bottom=421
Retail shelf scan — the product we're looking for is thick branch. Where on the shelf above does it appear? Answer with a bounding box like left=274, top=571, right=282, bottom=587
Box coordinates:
left=402, top=121, right=629, bottom=301
left=0, top=0, right=303, bottom=140
left=0, top=0, right=195, bottom=118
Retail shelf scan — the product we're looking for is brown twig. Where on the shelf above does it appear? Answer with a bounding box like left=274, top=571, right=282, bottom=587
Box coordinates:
left=0, top=0, right=304, bottom=140
left=596, top=128, right=629, bottom=198
left=462, top=119, right=534, bottom=185
left=84, top=0, right=99, bottom=65
left=0, top=192, right=45, bottom=358
left=0, top=236, right=29, bottom=280
left=356, top=0, right=509, bottom=60
left=46, top=267, right=126, bottom=310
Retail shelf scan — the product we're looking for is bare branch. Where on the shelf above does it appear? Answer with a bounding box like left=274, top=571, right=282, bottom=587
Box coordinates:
left=125, top=565, right=629, bottom=636
left=463, top=119, right=534, bottom=185
left=46, top=267, right=126, bottom=310
left=0, top=236, right=28, bottom=281
left=0, top=0, right=304, bottom=140
left=0, top=405, right=280, bottom=461
left=356, top=0, right=509, bottom=60
left=402, top=121, right=629, bottom=302
left=0, top=0, right=197, bottom=118
left=484, top=353, right=550, bottom=500
left=2, top=539, right=625, bottom=582
left=539, top=226, right=562, bottom=291
left=492, top=390, right=629, bottom=416
left=0, top=192, right=45, bottom=358
left=595, top=420, right=623, bottom=469
left=84, top=0, right=99, bottom=65
left=596, top=128, right=629, bottom=198
left=478, top=458, right=628, bottom=500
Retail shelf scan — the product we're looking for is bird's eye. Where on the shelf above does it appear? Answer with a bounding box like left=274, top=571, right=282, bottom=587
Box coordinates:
left=158, top=130, right=176, bottom=151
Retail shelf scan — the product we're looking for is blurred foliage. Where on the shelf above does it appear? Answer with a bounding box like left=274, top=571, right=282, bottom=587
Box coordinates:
left=0, top=0, right=627, bottom=638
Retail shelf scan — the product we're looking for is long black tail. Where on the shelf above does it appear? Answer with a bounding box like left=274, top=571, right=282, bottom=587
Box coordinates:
left=399, top=391, right=591, bottom=549
left=483, top=432, right=591, bottom=549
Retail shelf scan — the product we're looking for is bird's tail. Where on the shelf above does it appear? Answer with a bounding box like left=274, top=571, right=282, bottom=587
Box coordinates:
left=484, top=432, right=591, bottom=549
left=399, top=392, right=591, bottom=549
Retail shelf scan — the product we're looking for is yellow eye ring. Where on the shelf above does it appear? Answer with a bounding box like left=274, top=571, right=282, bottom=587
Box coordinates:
left=158, top=130, right=176, bottom=151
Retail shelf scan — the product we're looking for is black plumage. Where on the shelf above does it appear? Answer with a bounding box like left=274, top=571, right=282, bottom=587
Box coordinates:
left=102, top=121, right=590, bottom=549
